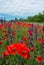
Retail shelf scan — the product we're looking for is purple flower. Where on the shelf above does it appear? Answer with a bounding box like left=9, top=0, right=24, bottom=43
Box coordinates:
left=31, top=24, right=34, bottom=31
left=42, top=44, right=44, bottom=48
left=30, top=40, right=34, bottom=47
left=35, top=27, right=38, bottom=40
left=10, top=33, right=13, bottom=44
left=8, top=27, right=11, bottom=33
left=19, top=40, right=23, bottom=44
left=42, top=34, right=44, bottom=45
left=42, top=26, right=44, bottom=32
left=30, top=33, right=33, bottom=36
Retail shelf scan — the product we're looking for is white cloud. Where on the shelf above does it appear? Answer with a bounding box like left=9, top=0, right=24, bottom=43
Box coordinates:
left=0, top=0, right=44, bottom=16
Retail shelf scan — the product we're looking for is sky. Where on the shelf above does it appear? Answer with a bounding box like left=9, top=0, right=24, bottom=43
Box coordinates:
left=0, top=0, right=44, bottom=20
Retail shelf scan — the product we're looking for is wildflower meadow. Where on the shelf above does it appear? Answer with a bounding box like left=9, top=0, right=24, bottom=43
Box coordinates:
left=0, top=21, right=44, bottom=65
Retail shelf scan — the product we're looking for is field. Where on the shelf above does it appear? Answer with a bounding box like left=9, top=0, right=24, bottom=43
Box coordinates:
left=0, top=22, right=44, bottom=65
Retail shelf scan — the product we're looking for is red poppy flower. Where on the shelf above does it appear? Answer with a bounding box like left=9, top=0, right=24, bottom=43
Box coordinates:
left=10, top=43, right=17, bottom=49
left=2, top=38, right=7, bottom=41
left=6, top=44, right=17, bottom=55
left=38, top=38, right=42, bottom=43
left=2, top=30, right=6, bottom=33
left=17, top=21, right=21, bottom=25
left=36, top=56, right=43, bottom=63
left=28, top=30, right=33, bottom=35
left=18, top=50, right=26, bottom=56
left=11, top=50, right=17, bottom=55
left=24, top=54, right=30, bottom=59
left=2, top=46, right=17, bottom=57
left=18, top=49, right=30, bottom=59
left=17, top=47, right=30, bottom=59
left=6, top=49, right=16, bottom=55
left=16, top=43, right=30, bottom=59
left=26, top=23, right=32, bottom=28
left=0, top=24, right=2, bottom=30
left=22, top=37, right=27, bottom=41
left=2, top=52, right=6, bottom=58
left=6, top=46, right=12, bottom=53
left=12, top=32, right=16, bottom=35
left=21, top=22, right=25, bottom=27
left=0, top=42, right=2, bottom=45
left=4, top=33, right=9, bottom=37
left=18, top=51, right=25, bottom=57
left=2, top=51, right=9, bottom=58
left=17, top=43, right=30, bottom=52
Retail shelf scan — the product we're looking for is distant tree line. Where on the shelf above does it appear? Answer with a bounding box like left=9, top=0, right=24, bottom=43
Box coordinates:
left=14, top=11, right=44, bottom=22
left=0, top=11, right=44, bottom=23
left=23, top=11, right=44, bottom=22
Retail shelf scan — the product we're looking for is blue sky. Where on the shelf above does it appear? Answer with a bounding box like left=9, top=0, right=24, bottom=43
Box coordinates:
left=0, top=0, right=44, bottom=20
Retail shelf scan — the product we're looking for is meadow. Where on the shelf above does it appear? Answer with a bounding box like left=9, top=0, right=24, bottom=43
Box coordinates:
left=0, top=21, right=44, bottom=65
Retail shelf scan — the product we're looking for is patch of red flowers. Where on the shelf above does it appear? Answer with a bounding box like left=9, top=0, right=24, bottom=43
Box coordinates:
left=2, top=38, right=7, bottom=41
left=2, top=30, right=6, bottom=33
left=12, top=32, right=16, bottom=35
left=26, top=23, right=32, bottom=28
left=0, top=24, right=3, bottom=30
left=4, top=33, right=9, bottom=37
left=17, top=21, right=21, bottom=25
left=0, top=42, right=2, bottom=46
left=2, top=43, right=30, bottom=59
left=38, top=38, right=42, bottom=43
left=28, top=30, right=33, bottom=35
left=21, top=22, right=25, bottom=27
left=22, top=37, right=27, bottom=41
left=36, top=56, right=43, bottom=63
left=2, top=51, right=8, bottom=58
